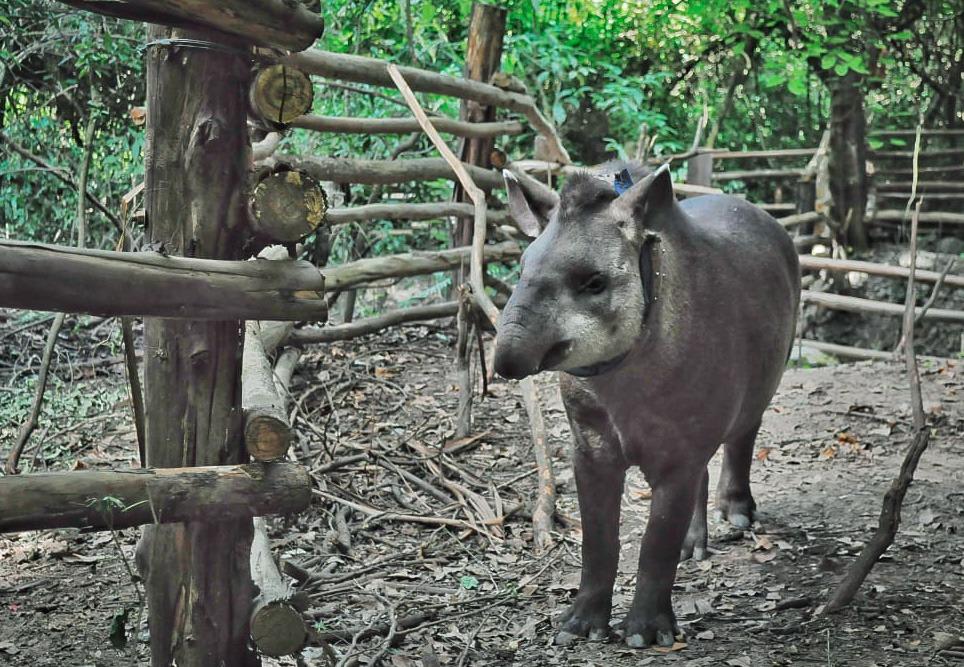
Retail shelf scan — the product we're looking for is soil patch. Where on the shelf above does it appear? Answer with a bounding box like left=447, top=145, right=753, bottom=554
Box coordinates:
left=1, top=322, right=962, bottom=666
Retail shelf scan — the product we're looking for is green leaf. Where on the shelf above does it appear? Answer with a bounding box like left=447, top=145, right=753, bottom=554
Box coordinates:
left=820, top=53, right=836, bottom=70
left=459, top=575, right=480, bottom=590
left=109, top=609, right=130, bottom=649
left=787, top=76, right=807, bottom=96
left=833, top=62, right=850, bottom=76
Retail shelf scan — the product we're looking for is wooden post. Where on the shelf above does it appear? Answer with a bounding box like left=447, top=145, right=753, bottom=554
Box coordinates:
left=452, top=2, right=505, bottom=433
left=139, top=27, right=258, bottom=667
left=795, top=179, right=817, bottom=234
left=453, top=2, right=506, bottom=274
left=686, top=150, right=713, bottom=189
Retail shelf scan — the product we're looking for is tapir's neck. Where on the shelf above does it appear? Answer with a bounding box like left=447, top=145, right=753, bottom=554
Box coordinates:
left=593, top=203, right=696, bottom=385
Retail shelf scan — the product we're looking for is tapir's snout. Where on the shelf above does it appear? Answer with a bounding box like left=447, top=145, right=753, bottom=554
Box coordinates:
left=493, top=343, right=535, bottom=380
left=494, top=331, right=573, bottom=380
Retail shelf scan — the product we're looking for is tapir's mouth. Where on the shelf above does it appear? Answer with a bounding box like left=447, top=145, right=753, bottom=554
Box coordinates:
left=564, top=349, right=631, bottom=377
left=536, top=340, right=573, bottom=372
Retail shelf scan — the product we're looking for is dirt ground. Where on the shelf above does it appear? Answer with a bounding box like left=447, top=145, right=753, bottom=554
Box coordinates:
left=1, top=322, right=963, bottom=667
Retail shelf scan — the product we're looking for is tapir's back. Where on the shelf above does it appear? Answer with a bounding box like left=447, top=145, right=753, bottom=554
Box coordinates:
left=670, top=194, right=800, bottom=430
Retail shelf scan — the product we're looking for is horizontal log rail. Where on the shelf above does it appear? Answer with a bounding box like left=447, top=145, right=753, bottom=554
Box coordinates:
left=875, top=181, right=964, bottom=191
left=289, top=114, right=524, bottom=138
left=322, top=240, right=521, bottom=290
left=870, top=148, right=964, bottom=158
left=290, top=155, right=505, bottom=190
left=512, top=159, right=722, bottom=197
left=707, top=148, right=818, bottom=160
left=798, top=256, right=964, bottom=288
left=796, top=338, right=892, bottom=361
left=869, top=128, right=964, bottom=136
left=796, top=339, right=956, bottom=363
left=877, top=192, right=964, bottom=200
left=801, top=290, right=964, bottom=322
left=282, top=49, right=571, bottom=164
left=780, top=211, right=824, bottom=229
left=0, top=240, right=327, bottom=321
left=872, top=210, right=964, bottom=225
left=327, top=202, right=510, bottom=226
left=0, top=463, right=310, bottom=534
left=60, top=0, right=324, bottom=51
left=289, top=301, right=459, bottom=344
left=874, top=165, right=964, bottom=179
left=874, top=165, right=964, bottom=176
left=712, top=168, right=804, bottom=181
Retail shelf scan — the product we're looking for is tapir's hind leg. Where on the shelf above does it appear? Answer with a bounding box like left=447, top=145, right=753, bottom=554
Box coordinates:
left=715, top=419, right=761, bottom=529
left=555, top=421, right=626, bottom=645
left=680, top=466, right=709, bottom=561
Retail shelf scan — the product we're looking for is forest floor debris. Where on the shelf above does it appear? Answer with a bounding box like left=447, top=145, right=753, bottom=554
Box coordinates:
left=0, top=317, right=962, bottom=666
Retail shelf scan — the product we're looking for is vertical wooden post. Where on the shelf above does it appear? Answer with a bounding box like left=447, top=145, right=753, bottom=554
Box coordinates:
left=686, top=150, right=713, bottom=189
left=453, top=2, right=507, bottom=263
left=827, top=71, right=868, bottom=250
left=452, top=2, right=506, bottom=435
left=140, top=27, right=258, bottom=667
left=796, top=178, right=818, bottom=234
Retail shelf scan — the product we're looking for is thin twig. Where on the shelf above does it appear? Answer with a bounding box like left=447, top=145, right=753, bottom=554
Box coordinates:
left=5, top=116, right=97, bottom=474
left=915, top=258, right=955, bottom=325
left=388, top=63, right=556, bottom=552
left=824, top=196, right=932, bottom=613
left=5, top=313, right=66, bottom=474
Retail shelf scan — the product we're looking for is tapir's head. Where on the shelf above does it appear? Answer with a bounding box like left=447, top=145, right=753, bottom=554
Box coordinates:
left=494, top=163, right=674, bottom=380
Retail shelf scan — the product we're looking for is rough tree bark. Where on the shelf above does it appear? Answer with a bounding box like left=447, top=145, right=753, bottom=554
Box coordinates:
left=453, top=2, right=507, bottom=264
left=452, top=3, right=506, bottom=432
left=827, top=71, right=868, bottom=250
left=138, top=26, right=258, bottom=667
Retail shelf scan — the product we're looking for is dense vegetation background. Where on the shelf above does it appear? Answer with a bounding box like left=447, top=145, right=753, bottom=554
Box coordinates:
left=1, top=0, right=960, bottom=257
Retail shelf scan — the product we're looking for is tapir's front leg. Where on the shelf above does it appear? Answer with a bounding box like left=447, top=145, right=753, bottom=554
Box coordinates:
left=556, top=421, right=626, bottom=645
left=623, top=467, right=701, bottom=648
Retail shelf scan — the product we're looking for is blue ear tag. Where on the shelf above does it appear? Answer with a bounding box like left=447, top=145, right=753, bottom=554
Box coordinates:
left=614, top=168, right=634, bottom=195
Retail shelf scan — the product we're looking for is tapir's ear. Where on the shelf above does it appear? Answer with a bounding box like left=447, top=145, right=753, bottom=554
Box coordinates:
left=612, top=163, right=674, bottom=221
left=503, top=170, right=548, bottom=238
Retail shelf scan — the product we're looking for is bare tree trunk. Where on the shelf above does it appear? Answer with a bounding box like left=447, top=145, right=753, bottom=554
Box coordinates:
left=139, top=26, right=258, bottom=667
left=453, top=2, right=507, bottom=281
left=827, top=71, right=868, bottom=250
left=451, top=2, right=506, bottom=432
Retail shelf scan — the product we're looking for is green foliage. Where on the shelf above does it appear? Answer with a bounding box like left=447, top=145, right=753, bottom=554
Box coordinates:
left=1, top=1, right=144, bottom=245
left=1, top=0, right=958, bottom=275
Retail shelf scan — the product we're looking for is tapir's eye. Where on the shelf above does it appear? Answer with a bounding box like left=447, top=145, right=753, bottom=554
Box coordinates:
left=580, top=273, right=608, bottom=294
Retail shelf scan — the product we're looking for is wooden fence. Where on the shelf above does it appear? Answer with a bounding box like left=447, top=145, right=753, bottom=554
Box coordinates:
left=2, top=1, right=964, bottom=664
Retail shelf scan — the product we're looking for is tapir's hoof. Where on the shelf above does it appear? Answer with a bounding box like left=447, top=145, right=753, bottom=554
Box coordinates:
left=681, top=520, right=708, bottom=562
left=554, top=630, right=579, bottom=646
left=618, top=610, right=679, bottom=649
left=556, top=599, right=611, bottom=645
left=714, top=509, right=752, bottom=530
left=623, top=629, right=679, bottom=649
left=681, top=545, right=708, bottom=561
left=716, top=493, right=756, bottom=529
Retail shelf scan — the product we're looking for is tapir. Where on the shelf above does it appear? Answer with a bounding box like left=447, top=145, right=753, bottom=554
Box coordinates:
left=494, top=163, right=800, bottom=648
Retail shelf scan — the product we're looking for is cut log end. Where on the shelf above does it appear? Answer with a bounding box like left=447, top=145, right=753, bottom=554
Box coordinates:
left=252, top=169, right=328, bottom=243
left=250, top=65, right=314, bottom=126
left=250, top=602, right=308, bottom=657
left=244, top=412, right=292, bottom=462
left=489, top=147, right=508, bottom=169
